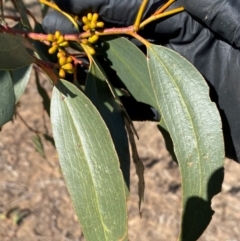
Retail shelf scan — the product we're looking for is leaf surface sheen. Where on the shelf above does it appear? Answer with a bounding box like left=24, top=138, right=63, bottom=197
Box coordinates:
left=103, top=37, right=224, bottom=240
left=85, top=60, right=130, bottom=199
left=51, top=80, right=127, bottom=241
left=148, top=44, right=224, bottom=240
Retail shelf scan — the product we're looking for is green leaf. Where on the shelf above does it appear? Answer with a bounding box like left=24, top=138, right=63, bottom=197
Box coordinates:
left=51, top=80, right=127, bottom=241
left=12, top=64, right=32, bottom=103
left=101, top=37, right=147, bottom=209
left=12, top=0, right=31, bottom=30
left=148, top=45, right=224, bottom=240
left=35, top=70, right=51, bottom=116
left=0, top=70, right=15, bottom=126
left=102, top=37, right=155, bottom=107
left=0, top=33, right=35, bottom=70
left=85, top=59, right=130, bottom=198
left=104, top=37, right=224, bottom=240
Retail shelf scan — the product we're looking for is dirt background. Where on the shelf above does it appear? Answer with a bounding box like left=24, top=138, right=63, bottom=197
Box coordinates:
left=1, top=1, right=240, bottom=240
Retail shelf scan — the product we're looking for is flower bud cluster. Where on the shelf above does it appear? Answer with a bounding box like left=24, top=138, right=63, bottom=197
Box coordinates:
left=47, top=31, right=74, bottom=78
left=57, top=51, right=74, bottom=79
left=48, top=31, right=68, bottom=54
left=81, top=13, right=104, bottom=55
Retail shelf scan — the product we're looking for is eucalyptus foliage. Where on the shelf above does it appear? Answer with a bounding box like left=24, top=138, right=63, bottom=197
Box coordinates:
left=0, top=1, right=224, bottom=240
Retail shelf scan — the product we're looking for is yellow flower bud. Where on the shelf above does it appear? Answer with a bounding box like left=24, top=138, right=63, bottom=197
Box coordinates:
left=90, top=22, right=96, bottom=29
left=59, top=68, right=66, bottom=79
left=66, top=57, right=72, bottom=63
left=47, top=34, right=54, bottom=42
left=88, top=35, right=99, bottom=44
left=57, top=51, right=65, bottom=58
left=92, top=13, right=98, bottom=23
left=57, top=35, right=64, bottom=44
left=52, top=42, right=59, bottom=47
left=82, top=16, right=89, bottom=25
left=55, top=31, right=61, bottom=40
left=87, top=13, right=93, bottom=21
left=87, top=46, right=96, bottom=55
left=62, top=63, right=74, bottom=70
left=96, top=22, right=104, bottom=28
left=66, top=69, right=74, bottom=74
left=81, top=38, right=88, bottom=44
left=48, top=45, right=58, bottom=54
left=59, top=56, right=67, bottom=66
left=83, top=25, right=90, bottom=31
left=59, top=41, right=69, bottom=47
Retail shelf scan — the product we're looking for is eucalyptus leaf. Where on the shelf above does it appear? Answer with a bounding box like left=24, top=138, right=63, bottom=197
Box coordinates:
left=12, top=0, right=31, bottom=30
left=51, top=80, right=127, bottom=241
left=104, top=37, right=224, bottom=240
left=12, top=64, right=32, bottom=103
left=0, top=70, right=15, bottom=126
left=147, top=44, right=224, bottom=240
left=102, top=36, right=155, bottom=107
left=85, top=59, right=130, bottom=198
left=0, top=33, right=35, bottom=70
left=35, top=70, right=50, bottom=116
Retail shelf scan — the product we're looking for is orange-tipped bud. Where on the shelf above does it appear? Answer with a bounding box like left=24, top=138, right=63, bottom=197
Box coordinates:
left=48, top=45, right=58, bottom=54
left=59, top=68, right=66, bottom=79
left=59, top=56, right=67, bottom=66
left=62, top=63, right=74, bottom=70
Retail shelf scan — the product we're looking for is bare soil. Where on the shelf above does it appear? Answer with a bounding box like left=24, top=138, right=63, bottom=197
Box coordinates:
left=1, top=1, right=240, bottom=240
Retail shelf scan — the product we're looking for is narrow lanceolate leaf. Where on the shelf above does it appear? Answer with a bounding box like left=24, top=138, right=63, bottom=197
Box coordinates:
left=147, top=45, right=224, bottom=241
left=12, top=0, right=32, bottom=30
left=0, top=71, right=15, bottom=126
left=0, top=33, right=35, bottom=70
left=101, top=38, right=148, bottom=209
left=85, top=59, right=130, bottom=198
left=104, top=37, right=224, bottom=240
left=102, top=37, right=155, bottom=107
left=12, top=64, right=33, bottom=103
left=51, top=80, right=127, bottom=241
left=35, top=70, right=51, bottom=117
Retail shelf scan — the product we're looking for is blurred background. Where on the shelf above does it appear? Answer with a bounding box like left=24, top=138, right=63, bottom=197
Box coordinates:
left=1, top=1, right=240, bottom=240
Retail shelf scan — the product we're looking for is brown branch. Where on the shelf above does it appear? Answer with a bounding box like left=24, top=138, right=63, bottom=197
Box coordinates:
left=2, top=15, right=21, bottom=21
